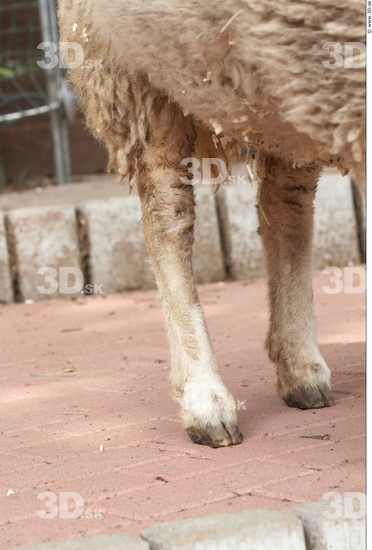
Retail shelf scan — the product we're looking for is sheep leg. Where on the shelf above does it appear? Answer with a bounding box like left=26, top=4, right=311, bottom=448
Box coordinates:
left=258, top=155, right=334, bottom=409
left=137, top=104, right=242, bottom=447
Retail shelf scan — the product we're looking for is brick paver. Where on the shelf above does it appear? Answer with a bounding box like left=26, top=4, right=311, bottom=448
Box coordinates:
left=0, top=271, right=365, bottom=548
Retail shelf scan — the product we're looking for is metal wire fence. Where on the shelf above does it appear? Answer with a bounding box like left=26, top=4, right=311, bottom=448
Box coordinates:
left=0, top=0, right=71, bottom=184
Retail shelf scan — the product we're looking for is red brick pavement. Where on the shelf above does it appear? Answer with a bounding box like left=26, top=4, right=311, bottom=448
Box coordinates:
left=0, top=271, right=365, bottom=548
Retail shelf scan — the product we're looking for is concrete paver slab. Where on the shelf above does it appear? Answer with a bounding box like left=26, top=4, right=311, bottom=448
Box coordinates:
left=142, top=509, right=306, bottom=549
left=291, top=499, right=366, bottom=550
left=15, top=533, right=148, bottom=550
left=0, top=212, right=13, bottom=304
left=5, top=206, right=82, bottom=301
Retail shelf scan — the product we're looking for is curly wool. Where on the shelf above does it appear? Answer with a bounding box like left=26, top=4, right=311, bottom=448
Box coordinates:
left=58, top=0, right=365, bottom=183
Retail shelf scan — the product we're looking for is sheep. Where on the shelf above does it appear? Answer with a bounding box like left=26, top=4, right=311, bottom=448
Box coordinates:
left=57, top=0, right=365, bottom=447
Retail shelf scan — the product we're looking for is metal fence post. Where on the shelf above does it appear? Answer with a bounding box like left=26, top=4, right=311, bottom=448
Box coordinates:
left=38, top=0, right=71, bottom=184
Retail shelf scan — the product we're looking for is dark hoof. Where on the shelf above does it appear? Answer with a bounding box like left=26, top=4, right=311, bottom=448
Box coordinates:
left=283, top=384, right=334, bottom=409
left=187, top=423, right=243, bottom=448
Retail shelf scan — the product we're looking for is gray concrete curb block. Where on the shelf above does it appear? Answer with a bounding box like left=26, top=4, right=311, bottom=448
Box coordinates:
left=141, top=509, right=306, bottom=549
left=78, top=186, right=225, bottom=295
left=0, top=168, right=363, bottom=302
left=313, top=171, right=361, bottom=269
left=5, top=205, right=82, bottom=301
left=217, top=183, right=266, bottom=281
left=15, top=533, right=149, bottom=549
left=11, top=500, right=366, bottom=549
left=79, top=196, right=154, bottom=294
left=291, top=499, right=366, bottom=550
left=351, top=181, right=366, bottom=261
left=216, top=170, right=361, bottom=281
left=0, top=211, right=13, bottom=303
left=193, top=186, right=225, bottom=284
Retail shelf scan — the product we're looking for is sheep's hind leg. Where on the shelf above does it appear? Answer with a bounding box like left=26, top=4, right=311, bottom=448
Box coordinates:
left=258, top=155, right=334, bottom=409
left=137, top=104, right=242, bottom=447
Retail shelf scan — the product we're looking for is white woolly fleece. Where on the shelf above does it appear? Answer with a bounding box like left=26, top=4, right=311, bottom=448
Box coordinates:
left=58, top=0, right=365, bottom=179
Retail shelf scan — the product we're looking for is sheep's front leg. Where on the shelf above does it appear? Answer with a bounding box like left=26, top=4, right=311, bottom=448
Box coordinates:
left=258, top=155, right=334, bottom=409
left=138, top=122, right=242, bottom=447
